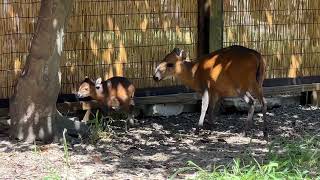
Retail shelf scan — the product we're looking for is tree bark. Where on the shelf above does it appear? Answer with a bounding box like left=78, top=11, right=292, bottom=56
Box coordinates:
left=9, top=0, right=88, bottom=143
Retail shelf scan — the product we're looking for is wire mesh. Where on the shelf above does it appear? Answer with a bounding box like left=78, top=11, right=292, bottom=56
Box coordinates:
left=1, top=0, right=320, bottom=99
left=0, top=0, right=198, bottom=99
left=223, top=0, right=320, bottom=79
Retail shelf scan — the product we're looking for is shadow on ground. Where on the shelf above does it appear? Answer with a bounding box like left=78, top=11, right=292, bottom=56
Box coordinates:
left=0, top=105, right=319, bottom=179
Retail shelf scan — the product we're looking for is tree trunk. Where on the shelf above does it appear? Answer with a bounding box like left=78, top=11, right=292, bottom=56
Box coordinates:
left=9, top=0, right=88, bottom=143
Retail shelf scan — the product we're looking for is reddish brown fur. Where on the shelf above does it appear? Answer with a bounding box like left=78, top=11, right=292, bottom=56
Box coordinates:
left=153, top=45, right=268, bottom=137
left=77, top=77, right=97, bottom=99
left=77, top=76, right=135, bottom=115
left=95, top=76, right=135, bottom=113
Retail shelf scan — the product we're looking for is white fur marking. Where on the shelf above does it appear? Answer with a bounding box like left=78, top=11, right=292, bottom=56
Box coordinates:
left=199, top=89, right=209, bottom=127
left=154, top=65, right=161, bottom=73
left=95, top=77, right=102, bottom=85
left=243, top=95, right=250, bottom=104
left=154, top=65, right=162, bottom=80
left=95, top=78, right=104, bottom=94
left=179, top=49, right=184, bottom=57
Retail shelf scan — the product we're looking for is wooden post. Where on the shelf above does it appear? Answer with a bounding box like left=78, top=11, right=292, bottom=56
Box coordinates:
left=208, top=0, right=223, bottom=113
left=209, top=0, right=223, bottom=52
left=198, top=0, right=210, bottom=56
left=312, top=83, right=320, bottom=106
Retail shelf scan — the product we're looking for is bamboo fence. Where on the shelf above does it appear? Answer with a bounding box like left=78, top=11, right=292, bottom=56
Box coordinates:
left=0, top=0, right=198, bottom=99
left=1, top=0, right=320, bottom=99
left=223, top=0, right=320, bottom=79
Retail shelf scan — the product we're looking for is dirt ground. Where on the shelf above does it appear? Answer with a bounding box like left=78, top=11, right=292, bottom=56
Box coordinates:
left=0, top=105, right=319, bottom=179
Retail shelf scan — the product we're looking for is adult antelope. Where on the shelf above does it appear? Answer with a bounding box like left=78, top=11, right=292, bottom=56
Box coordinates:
left=153, top=45, right=268, bottom=138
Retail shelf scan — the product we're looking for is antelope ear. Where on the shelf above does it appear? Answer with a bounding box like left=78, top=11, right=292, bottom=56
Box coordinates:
left=106, top=80, right=112, bottom=89
left=181, top=50, right=187, bottom=60
left=173, top=47, right=187, bottom=60
left=83, top=76, right=94, bottom=83
left=173, top=48, right=183, bottom=56
left=95, top=77, right=102, bottom=85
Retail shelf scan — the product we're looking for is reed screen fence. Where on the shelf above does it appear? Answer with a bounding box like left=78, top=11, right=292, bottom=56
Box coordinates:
left=223, top=0, right=320, bottom=79
left=0, top=0, right=198, bottom=99
left=1, top=0, right=320, bottom=99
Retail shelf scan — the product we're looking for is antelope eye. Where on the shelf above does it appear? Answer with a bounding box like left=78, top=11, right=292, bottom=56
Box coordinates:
left=166, top=63, right=174, bottom=68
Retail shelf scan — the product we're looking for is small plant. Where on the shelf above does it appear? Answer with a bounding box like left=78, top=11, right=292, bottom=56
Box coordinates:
left=170, top=159, right=311, bottom=180
left=32, top=141, right=41, bottom=154
left=43, top=168, right=61, bottom=180
left=88, top=110, right=113, bottom=144
left=268, top=134, right=320, bottom=177
left=170, top=134, right=320, bottom=180
left=169, top=161, right=206, bottom=180
left=62, top=128, right=70, bottom=167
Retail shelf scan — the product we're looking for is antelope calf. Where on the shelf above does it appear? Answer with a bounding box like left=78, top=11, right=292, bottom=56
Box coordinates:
left=77, top=76, right=136, bottom=131
left=153, top=45, right=268, bottom=138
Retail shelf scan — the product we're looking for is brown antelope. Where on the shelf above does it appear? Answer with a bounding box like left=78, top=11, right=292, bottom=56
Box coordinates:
left=153, top=45, right=268, bottom=138
left=77, top=76, right=136, bottom=131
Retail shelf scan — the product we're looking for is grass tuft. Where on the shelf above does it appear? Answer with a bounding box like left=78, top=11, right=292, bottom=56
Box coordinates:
left=43, top=168, right=61, bottom=180
left=88, top=110, right=113, bottom=144
left=170, top=134, right=320, bottom=180
left=62, top=128, right=70, bottom=167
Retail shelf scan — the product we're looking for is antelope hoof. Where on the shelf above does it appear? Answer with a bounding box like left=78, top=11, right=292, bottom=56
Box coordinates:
left=241, top=130, right=251, bottom=137
left=195, top=127, right=201, bottom=135
left=202, top=122, right=214, bottom=131
left=263, top=130, right=269, bottom=140
left=204, top=119, right=214, bottom=126
left=124, top=121, right=129, bottom=133
left=128, top=118, right=135, bottom=126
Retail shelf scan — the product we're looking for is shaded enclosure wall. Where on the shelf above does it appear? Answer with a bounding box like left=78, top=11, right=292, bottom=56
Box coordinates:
left=0, top=0, right=198, bottom=99
left=223, top=0, right=320, bottom=79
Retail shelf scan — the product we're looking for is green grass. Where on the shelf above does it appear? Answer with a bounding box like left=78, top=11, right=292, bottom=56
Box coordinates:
left=170, top=134, right=320, bottom=180
left=42, top=130, right=70, bottom=180
left=88, top=110, right=113, bottom=144
left=32, top=141, right=41, bottom=154
left=43, top=168, right=61, bottom=180
left=62, top=128, right=70, bottom=167
left=268, top=135, right=320, bottom=177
